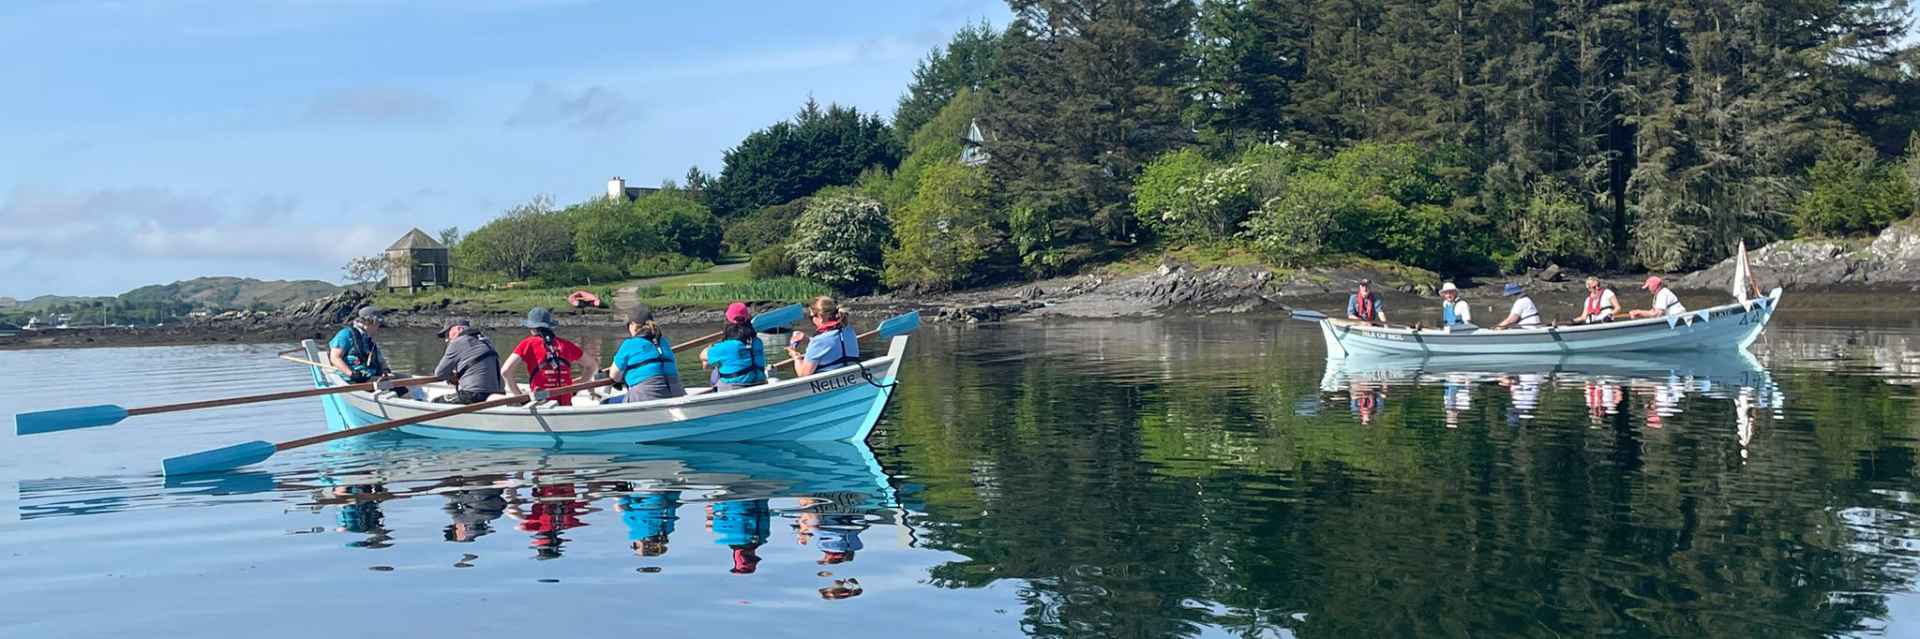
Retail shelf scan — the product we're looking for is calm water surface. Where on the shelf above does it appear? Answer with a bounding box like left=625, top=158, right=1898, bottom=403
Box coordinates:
left=3, top=313, right=1920, bottom=638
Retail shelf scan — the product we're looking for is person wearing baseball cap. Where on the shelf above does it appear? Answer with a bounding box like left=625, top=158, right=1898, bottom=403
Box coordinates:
left=1437, top=282, right=1471, bottom=327
left=328, top=305, right=391, bottom=383
left=1628, top=275, right=1687, bottom=319
left=702, top=302, right=767, bottom=392
left=429, top=317, right=503, bottom=404
left=605, top=304, right=686, bottom=403
left=1346, top=279, right=1387, bottom=324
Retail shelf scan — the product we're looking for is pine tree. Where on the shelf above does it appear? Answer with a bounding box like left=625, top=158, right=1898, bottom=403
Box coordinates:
left=985, top=0, right=1196, bottom=272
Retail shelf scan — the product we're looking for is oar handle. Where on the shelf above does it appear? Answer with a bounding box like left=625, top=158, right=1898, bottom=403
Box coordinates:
left=126, top=375, right=443, bottom=417
left=274, top=378, right=615, bottom=451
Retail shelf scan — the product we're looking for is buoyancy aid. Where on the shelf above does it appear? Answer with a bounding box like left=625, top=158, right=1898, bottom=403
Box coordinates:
left=1442, top=300, right=1461, bottom=325
left=341, top=326, right=386, bottom=377
left=716, top=337, right=767, bottom=382
left=532, top=333, right=575, bottom=389
left=1584, top=290, right=1616, bottom=319
left=1354, top=293, right=1379, bottom=322
left=1516, top=296, right=1540, bottom=324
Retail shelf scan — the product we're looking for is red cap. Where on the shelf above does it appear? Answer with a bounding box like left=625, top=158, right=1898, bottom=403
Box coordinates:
left=1642, top=276, right=1663, bottom=290
left=725, top=302, right=752, bottom=325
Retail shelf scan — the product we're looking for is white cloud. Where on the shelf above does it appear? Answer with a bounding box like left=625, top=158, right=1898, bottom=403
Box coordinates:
left=0, top=185, right=405, bottom=296
left=505, top=84, right=642, bottom=131
left=304, top=86, right=450, bottom=125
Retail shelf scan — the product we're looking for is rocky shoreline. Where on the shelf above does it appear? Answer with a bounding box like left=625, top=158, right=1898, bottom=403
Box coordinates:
left=8, top=221, right=1919, bottom=350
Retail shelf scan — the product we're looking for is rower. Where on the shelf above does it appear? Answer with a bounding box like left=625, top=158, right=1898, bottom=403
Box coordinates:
left=788, top=296, right=859, bottom=377
left=1493, top=283, right=1541, bottom=329
left=606, top=305, right=686, bottom=402
left=1346, top=279, right=1387, bottom=324
left=1576, top=276, right=1619, bottom=323
left=329, top=306, right=391, bottom=383
left=1438, top=282, right=1471, bottom=327
left=1628, top=276, right=1686, bottom=319
left=430, top=318, right=504, bottom=404
left=702, top=302, right=767, bottom=392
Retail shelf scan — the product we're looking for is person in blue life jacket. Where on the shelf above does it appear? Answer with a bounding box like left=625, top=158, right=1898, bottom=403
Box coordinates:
left=604, top=304, right=685, bottom=403
left=329, top=306, right=391, bottom=383
left=786, top=296, right=860, bottom=377
left=618, top=490, right=682, bottom=557
left=703, top=302, right=767, bottom=392
left=709, top=498, right=771, bottom=574
left=1438, top=282, right=1472, bottom=327
left=1493, top=282, right=1543, bottom=329
left=1346, top=279, right=1388, bottom=324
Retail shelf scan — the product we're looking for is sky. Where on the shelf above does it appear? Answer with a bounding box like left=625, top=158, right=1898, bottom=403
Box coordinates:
left=0, top=0, right=1012, bottom=298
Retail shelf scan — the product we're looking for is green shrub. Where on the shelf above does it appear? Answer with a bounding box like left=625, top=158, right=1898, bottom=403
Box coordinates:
left=725, top=198, right=806, bottom=253
left=628, top=254, right=714, bottom=278
left=571, top=191, right=724, bottom=264
left=789, top=192, right=892, bottom=293
left=1794, top=137, right=1912, bottom=237
left=885, top=162, right=1003, bottom=292
left=749, top=245, right=797, bottom=279
left=1132, top=148, right=1219, bottom=241
left=1513, top=178, right=1608, bottom=269
left=636, top=277, right=830, bottom=304
left=1242, top=143, right=1478, bottom=271
left=458, top=197, right=574, bottom=279
left=531, top=262, right=626, bottom=288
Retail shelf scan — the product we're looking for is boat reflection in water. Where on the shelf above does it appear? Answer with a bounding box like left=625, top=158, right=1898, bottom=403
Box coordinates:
left=19, top=439, right=900, bottom=580
left=1321, top=349, right=1784, bottom=457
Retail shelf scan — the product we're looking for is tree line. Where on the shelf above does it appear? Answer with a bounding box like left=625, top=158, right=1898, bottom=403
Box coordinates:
left=448, top=0, right=1920, bottom=294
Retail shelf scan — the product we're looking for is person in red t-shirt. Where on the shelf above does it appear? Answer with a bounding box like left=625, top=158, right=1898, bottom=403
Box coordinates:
left=499, top=307, right=598, bottom=406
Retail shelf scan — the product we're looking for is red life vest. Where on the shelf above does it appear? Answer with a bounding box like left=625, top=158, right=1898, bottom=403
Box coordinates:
left=1354, top=293, right=1377, bottom=321
left=1584, top=290, right=1613, bottom=318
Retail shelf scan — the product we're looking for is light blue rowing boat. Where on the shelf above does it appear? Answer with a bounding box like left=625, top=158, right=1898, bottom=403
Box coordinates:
left=1318, top=287, right=1781, bottom=357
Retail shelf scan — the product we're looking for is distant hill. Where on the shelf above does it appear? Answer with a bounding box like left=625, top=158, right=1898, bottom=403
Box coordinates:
left=119, top=277, right=340, bottom=310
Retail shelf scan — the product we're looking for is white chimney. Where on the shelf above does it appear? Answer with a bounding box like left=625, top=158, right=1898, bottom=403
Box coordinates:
left=607, top=176, right=626, bottom=201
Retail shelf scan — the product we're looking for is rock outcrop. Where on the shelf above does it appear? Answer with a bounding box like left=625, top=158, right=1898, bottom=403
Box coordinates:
left=1677, top=220, right=1920, bottom=290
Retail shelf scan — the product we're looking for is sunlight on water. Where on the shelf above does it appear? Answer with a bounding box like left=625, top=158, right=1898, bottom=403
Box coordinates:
left=2, top=315, right=1919, bottom=638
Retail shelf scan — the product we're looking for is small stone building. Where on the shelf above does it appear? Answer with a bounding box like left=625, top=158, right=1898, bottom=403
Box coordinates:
left=384, top=228, right=451, bottom=293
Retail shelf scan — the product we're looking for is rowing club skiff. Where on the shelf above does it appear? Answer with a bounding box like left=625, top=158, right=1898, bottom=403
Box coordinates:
left=297, top=335, right=910, bottom=444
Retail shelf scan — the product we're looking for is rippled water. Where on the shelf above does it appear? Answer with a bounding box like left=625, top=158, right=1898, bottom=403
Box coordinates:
left=3, top=313, right=1920, bottom=638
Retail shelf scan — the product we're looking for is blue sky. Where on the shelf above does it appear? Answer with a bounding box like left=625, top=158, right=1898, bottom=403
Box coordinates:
left=0, top=0, right=1010, bottom=298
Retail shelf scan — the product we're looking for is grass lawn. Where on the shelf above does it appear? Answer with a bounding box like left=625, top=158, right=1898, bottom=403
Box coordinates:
left=632, top=270, right=829, bottom=308
left=372, top=285, right=617, bottom=315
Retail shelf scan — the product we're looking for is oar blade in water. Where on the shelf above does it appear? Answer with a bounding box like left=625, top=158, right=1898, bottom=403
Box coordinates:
left=15, top=404, right=130, bottom=436
left=162, top=440, right=276, bottom=476
left=877, top=311, right=921, bottom=338
left=752, top=304, right=805, bottom=332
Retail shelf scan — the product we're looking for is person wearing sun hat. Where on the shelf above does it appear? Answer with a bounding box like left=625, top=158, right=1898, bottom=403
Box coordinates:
left=702, top=302, right=767, bottom=392
left=1493, top=282, right=1542, bottom=329
left=499, top=307, right=597, bottom=406
left=1628, top=275, right=1687, bottom=319
left=1437, top=282, right=1471, bottom=327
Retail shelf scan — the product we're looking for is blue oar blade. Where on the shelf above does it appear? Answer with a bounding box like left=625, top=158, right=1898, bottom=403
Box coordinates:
left=162, top=440, right=277, bottom=476
left=16, top=404, right=130, bottom=435
left=751, top=303, right=805, bottom=331
left=1290, top=308, right=1328, bottom=321
left=877, top=311, right=921, bottom=338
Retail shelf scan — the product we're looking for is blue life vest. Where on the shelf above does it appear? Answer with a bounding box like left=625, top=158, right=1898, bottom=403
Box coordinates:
left=615, top=334, right=677, bottom=386
left=331, top=326, right=386, bottom=377
left=1442, top=301, right=1459, bottom=326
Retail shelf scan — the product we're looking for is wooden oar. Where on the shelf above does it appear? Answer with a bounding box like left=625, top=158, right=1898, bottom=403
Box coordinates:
left=16, top=374, right=443, bottom=436
left=161, top=377, right=615, bottom=476
left=163, top=303, right=809, bottom=476
left=770, top=311, right=921, bottom=370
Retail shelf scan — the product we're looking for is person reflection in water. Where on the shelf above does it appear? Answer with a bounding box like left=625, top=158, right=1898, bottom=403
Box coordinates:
left=618, top=491, right=682, bottom=557
left=332, top=483, right=392, bottom=549
left=1583, top=380, right=1622, bottom=426
left=442, top=485, right=508, bottom=543
left=708, top=499, right=770, bottom=574
left=793, top=497, right=868, bottom=565
left=1442, top=374, right=1472, bottom=429
left=507, top=482, right=589, bottom=560
left=1347, top=380, right=1384, bottom=425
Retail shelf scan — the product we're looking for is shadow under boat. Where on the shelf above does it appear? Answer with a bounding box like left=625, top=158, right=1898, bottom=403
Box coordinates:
left=18, top=439, right=895, bottom=520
